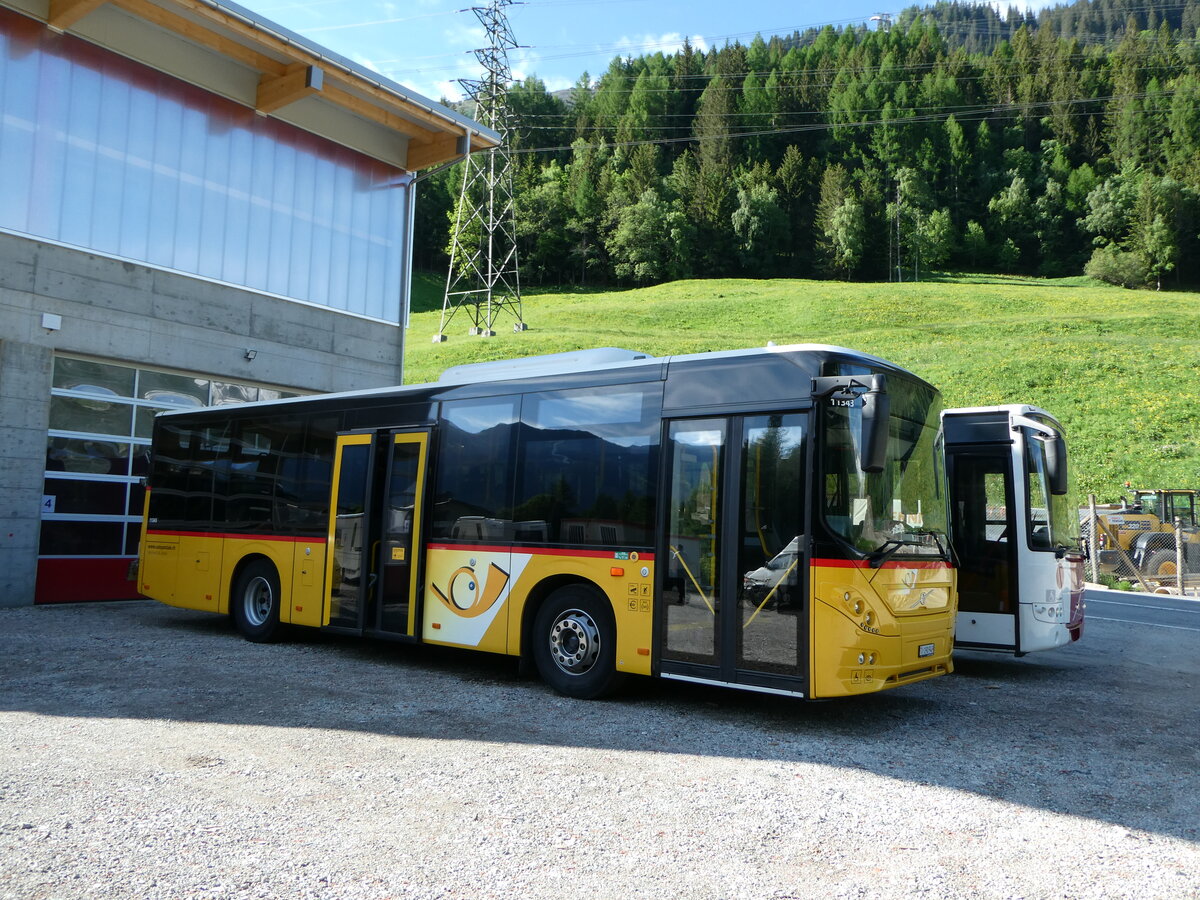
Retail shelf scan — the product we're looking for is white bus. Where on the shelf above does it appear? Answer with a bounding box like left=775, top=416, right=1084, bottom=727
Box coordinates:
left=942, top=405, right=1085, bottom=655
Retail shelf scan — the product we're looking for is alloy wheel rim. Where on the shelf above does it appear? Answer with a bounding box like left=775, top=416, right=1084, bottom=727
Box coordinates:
left=548, top=608, right=600, bottom=676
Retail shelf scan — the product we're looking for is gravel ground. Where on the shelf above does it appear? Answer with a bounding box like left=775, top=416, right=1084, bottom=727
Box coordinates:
left=1, top=600, right=1198, bottom=900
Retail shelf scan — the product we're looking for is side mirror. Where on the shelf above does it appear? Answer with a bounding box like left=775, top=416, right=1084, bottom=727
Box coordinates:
left=860, top=377, right=890, bottom=473
left=811, top=373, right=890, bottom=473
left=1045, top=432, right=1068, bottom=495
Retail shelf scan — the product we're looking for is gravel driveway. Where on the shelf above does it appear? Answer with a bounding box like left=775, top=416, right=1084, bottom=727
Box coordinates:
left=2, top=600, right=1198, bottom=899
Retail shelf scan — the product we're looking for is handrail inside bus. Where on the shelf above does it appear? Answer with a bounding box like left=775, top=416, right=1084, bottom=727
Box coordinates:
left=669, top=545, right=716, bottom=616
left=743, top=557, right=800, bottom=629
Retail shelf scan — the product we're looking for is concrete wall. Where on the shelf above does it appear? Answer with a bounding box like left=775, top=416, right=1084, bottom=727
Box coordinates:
left=0, top=231, right=406, bottom=607
left=0, top=339, right=51, bottom=608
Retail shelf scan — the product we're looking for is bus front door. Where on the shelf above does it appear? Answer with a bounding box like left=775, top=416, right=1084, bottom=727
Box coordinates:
left=325, top=430, right=430, bottom=637
left=660, top=414, right=809, bottom=695
left=946, top=446, right=1019, bottom=651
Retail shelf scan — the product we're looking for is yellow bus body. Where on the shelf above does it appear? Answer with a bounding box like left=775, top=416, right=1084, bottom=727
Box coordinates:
left=140, top=528, right=955, bottom=696
left=811, top=560, right=955, bottom=697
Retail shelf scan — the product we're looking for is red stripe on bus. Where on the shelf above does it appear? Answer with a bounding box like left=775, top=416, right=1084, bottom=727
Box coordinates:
left=428, top=543, right=656, bottom=561
left=812, top=558, right=952, bottom=570
left=142, top=533, right=653, bottom=560
left=144, top=530, right=327, bottom=544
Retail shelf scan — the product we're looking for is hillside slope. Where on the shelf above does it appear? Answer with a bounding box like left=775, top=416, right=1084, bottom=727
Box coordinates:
left=404, top=276, right=1200, bottom=501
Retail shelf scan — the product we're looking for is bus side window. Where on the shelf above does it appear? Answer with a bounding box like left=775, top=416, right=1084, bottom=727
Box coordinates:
left=223, top=421, right=281, bottom=531
left=147, top=421, right=194, bottom=525
left=434, top=400, right=517, bottom=540
left=515, top=387, right=657, bottom=547
left=291, top=416, right=337, bottom=535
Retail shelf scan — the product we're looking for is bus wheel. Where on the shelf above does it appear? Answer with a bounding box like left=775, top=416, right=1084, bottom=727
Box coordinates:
left=533, top=586, right=622, bottom=699
left=232, top=560, right=283, bottom=643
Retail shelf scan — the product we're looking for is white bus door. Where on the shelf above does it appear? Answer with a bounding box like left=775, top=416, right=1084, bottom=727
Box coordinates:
left=946, top=445, right=1020, bottom=651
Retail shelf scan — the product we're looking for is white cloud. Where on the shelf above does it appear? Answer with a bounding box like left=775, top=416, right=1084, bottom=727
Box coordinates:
left=613, top=32, right=709, bottom=57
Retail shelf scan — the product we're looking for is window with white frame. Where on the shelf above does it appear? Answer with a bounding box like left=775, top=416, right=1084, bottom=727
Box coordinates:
left=41, top=355, right=298, bottom=558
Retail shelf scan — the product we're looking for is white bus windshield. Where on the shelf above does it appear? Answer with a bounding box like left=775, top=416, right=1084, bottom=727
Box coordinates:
left=1024, top=419, right=1080, bottom=551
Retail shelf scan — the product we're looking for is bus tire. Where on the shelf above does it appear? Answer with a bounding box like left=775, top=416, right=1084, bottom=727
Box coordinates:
left=231, top=559, right=283, bottom=643
left=532, top=585, right=623, bottom=700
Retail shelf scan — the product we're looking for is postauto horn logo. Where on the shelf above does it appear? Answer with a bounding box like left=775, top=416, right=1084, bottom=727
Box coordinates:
left=430, top=558, right=511, bottom=618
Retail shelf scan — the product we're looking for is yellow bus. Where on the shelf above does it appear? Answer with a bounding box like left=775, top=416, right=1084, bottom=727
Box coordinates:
left=138, top=344, right=955, bottom=699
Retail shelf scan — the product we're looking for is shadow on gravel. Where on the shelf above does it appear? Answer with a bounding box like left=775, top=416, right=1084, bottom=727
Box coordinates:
left=2, top=600, right=1198, bottom=843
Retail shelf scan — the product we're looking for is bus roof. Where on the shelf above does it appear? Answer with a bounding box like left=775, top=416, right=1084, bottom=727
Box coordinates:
left=942, top=404, right=1063, bottom=429
left=154, top=342, right=929, bottom=419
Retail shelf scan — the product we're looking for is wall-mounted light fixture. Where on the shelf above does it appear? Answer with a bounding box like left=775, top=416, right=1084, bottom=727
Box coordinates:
left=244, top=349, right=257, bottom=360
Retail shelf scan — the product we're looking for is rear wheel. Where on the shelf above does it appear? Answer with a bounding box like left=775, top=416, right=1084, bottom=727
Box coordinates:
left=231, top=560, right=283, bottom=643
left=532, top=586, right=623, bottom=699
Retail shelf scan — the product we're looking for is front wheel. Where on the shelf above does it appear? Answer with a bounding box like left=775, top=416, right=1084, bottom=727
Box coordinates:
left=1144, top=548, right=1179, bottom=582
left=532, top=586, right=623, bottom=699
left=231, top=560, right=283, bottom=643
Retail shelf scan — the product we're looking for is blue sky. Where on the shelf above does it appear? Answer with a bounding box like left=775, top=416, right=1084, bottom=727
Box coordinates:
left=244, top=0, right=1058, bottom=103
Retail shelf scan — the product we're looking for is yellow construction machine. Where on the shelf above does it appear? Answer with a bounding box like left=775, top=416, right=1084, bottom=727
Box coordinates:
left=1089, top=489, right=1200, bottom=580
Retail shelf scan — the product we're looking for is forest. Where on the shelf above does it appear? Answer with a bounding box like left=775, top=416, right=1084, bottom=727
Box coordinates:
left=412, top=0, right=1200, bottom=290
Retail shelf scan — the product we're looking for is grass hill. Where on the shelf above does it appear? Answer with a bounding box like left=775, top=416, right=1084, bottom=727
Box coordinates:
left=404, top=273, right=1200, bottom=502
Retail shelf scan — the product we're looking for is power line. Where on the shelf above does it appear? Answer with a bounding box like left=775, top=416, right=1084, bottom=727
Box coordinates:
left=502, top=88, right=1182, bottom=154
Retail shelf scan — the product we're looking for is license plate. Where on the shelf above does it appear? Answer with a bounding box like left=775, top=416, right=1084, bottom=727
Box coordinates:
left=918, top=642, right=935, bottom=658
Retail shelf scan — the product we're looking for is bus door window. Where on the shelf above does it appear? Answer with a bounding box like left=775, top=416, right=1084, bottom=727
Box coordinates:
left=950, top=449, right=1014, bottom=615
left=328, top=437, right=372, bottom=629
left=379, top=434, right=428, bottom=636
left=663, top=420, right=726, bottom=667
left=737, top=414, right=806, bottom=677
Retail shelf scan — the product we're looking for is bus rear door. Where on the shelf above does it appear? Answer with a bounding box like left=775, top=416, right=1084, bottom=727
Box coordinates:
left=325, top=430, right=430, bottom=638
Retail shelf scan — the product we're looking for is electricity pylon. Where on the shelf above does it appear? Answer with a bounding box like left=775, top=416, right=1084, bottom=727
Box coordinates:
left=435, top=0, right=525, bottom=340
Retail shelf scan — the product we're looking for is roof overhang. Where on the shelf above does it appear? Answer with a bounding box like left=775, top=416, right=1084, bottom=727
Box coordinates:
left=3, top=0, right=500, bottom=170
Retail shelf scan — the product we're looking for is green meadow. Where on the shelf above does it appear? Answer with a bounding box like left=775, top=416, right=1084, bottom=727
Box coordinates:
left=405, top=273, right=1200, bottom=502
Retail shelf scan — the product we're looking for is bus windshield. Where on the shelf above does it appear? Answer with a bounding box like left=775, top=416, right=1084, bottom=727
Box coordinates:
left=821, top=385, right=948, bottom=561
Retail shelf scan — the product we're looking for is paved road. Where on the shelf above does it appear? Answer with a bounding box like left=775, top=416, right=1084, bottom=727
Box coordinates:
left=1084, top=585, right=1200, bottom=632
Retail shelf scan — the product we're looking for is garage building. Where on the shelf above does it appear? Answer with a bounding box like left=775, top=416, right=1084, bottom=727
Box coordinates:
left=0, top=0, right=498, bottom=606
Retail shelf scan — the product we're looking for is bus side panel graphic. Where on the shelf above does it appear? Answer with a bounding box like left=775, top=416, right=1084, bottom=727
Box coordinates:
left=424, top=549, right=525, bottom=651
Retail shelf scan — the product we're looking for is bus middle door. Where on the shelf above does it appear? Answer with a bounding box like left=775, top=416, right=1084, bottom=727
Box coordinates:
left=325, top=429, right=430, bottom=638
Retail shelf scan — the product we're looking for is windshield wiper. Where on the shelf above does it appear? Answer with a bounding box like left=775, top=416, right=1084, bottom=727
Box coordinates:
left=915, top=530, right=952, bottom=563
left=867, top=531, right=952, bottom=568
left=867, top=539, right=906, bottom=569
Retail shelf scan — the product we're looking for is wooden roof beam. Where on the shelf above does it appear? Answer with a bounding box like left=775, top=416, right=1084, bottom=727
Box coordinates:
left=111, top=0, right=288, bottom=76
left=321, top=82, right=442, bottom=143
left=156, top=0, right=500, bottom=150
left=407, top=133, right=469, bottom=171
left=47, top=0, right=107, bottom=32
left=257, top=63, right=323, bottom=116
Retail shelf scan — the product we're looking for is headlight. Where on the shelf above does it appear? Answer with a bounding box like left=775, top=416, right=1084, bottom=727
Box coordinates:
left=1032, top=603, right=1064, bottom=623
